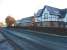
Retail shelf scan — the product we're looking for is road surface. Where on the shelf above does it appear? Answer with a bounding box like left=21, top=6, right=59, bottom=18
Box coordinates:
left=0, top=27, right=67, bottom=50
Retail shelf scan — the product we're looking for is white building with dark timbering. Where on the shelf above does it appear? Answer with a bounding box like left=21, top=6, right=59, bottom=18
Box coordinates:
left=34, top=5, right=67, bottom=28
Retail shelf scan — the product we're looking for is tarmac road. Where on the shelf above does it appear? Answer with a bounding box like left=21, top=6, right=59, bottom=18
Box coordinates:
left=0, top=27, right=67, bottom=50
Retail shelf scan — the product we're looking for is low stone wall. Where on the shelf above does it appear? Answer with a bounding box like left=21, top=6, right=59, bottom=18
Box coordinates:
left=14, top=26, right=67, bottom=35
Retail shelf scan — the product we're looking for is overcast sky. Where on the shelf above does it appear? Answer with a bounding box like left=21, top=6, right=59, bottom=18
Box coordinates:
left=0, top=0, right=67, bottom=23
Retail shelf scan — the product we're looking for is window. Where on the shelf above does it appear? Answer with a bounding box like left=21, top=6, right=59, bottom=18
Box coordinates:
left=44, top=13, right=48, bottom=19
left=46, top=15, right=58, bottom=21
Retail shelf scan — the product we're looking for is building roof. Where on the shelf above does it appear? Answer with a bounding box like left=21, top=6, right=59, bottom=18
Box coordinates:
left=59, top=9, right=66, bottom=18
left=17, top=17, right=32, bottom=23
left=44, top=5, right=61, bottom=15
left=35, top=5, right=67, bottom=18
left=34, top=9, right=43, bottom=17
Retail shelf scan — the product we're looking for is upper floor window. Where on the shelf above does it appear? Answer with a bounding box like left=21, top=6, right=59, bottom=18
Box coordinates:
left=44, top=13, right=48, bottom=19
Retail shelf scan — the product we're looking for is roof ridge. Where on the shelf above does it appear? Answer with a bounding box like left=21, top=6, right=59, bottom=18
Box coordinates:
left=44, top=5, right=60, bottom=10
